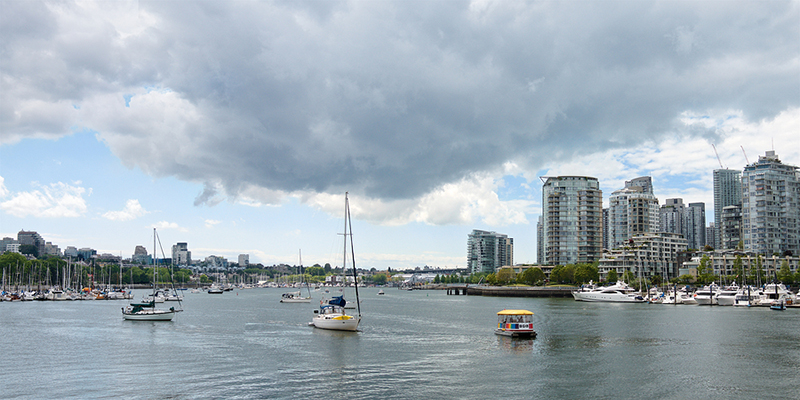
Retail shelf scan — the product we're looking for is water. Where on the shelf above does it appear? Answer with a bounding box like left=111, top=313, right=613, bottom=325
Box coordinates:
left=2, top=288, right=799, bottom=399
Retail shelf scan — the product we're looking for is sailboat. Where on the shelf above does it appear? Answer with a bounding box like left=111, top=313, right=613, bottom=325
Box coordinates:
left=122, top=228, right=183, bottom=321
left=281, top=250, right=312, bottom=303
left=310, top=192, right=361, bottom=331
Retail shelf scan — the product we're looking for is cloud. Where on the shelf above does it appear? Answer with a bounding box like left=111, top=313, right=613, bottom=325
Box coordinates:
left=204, top=219, right=221, bottom=228
left=2, top=1, right=798, bottom=225
left=0, top=181, right=88, bottom=218
left=102, top=199, right=148, bottom=221
left=152, top=220, right=188, bottom=232
left=0, top=176, right=8, bottom=198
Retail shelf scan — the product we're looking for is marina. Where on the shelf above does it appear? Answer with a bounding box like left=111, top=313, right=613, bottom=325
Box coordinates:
left=2, top=287, right=799, bottom=399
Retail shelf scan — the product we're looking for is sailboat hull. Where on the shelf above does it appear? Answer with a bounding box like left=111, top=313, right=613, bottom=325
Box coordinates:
left=312, top=314, right=360, bottom=331
left=280, top=298, right=311, bottom=303
left=122, top=309, right=178, bottom=321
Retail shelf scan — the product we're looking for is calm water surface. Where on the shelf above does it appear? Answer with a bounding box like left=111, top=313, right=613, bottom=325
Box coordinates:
left=2, top=288, right=799, bottom=399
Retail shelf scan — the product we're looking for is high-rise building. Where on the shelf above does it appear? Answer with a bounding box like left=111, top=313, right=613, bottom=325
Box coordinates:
left=705, top=223, right=716, bottom=248
left=660, top=198, right=686, bottom=237
left=536, top=216, right=544, bottom=264
left=713, top=169, right=742, bottom=249
left=602, top=208, right=610, bottom=250
left=467, top=229, right=514, bottom=274
left=608, top=176, right=660, bottom=249
left=686, top=202, right=706, bottom=250
left=238, top=254, right=249, bottom=267
left=172, top=242, right=191, bottom=265
left=17, top=230, right=45, bottom=256
left=721, top=205, right=742, bottom=250
left=742, top=151, right=799, bottom=255
left=541, top=176, right=603, bottom=265
left=132, top=245, right=151, bottom=265
left=0, top=237, right=20, bottom=253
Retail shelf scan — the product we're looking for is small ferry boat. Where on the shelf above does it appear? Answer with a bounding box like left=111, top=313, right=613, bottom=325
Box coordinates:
left=495, top=309, right=536, bottom=338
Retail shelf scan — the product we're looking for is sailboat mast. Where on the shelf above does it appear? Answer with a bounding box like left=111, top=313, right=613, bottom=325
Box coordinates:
left=343, top=193, right=349, bottom=291
left=346, top=194, right=361, bottom=318
left=153, top=228, right=157, bottom=296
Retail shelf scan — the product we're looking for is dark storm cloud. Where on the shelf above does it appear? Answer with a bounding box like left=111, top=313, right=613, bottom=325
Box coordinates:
left=2, top=0, right=798, bottom=202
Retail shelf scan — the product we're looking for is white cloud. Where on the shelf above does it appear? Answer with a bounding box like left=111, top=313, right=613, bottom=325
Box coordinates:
left=204, top=219, right=221, bottom=228
left=0, top=181, right=88, bottom=218
left=152, top=220, right=188, bottom=232
left=0, top=176, right=8, bottom=197
left=102, top=199, right=147, bottom=221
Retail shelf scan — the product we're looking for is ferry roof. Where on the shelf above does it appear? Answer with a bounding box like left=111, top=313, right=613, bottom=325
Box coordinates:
left=497, top=309, right=533, bottom=315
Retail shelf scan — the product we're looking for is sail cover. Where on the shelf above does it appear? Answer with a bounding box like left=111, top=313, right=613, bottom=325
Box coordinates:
left=329, top=296, right=346, bottom=307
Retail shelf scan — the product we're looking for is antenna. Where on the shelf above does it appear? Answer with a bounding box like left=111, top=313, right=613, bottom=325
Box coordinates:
left=741, top=146, right=750, bottom=165
left=711, top=144, right=724, bottom=169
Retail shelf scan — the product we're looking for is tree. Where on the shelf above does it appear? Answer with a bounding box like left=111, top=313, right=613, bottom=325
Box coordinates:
left=517, top=267, right=545, bottom=285
left=696, top=255, right=714, bottom=284
left=777, top=259, right=793, bottom=284
left=732, top=255, right=744, bottom=282
left=496, top=268, right=516, bottom=285
left=574, top=263, right=599, bottom=284
left=622, top=270, right=636, bottom=284
left=372, top=273, right=388, bottom=285
left=606, top=269, right=618, bottom=283
left=19, top=244, right=38, bottom=258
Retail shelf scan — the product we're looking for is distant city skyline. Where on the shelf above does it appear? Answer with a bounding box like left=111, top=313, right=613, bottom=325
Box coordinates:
left=1, top=1, right=798, bottom=269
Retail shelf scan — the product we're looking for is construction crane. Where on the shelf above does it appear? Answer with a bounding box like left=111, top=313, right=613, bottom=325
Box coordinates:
left=712, top=144, right=724, bottom=169
left=741, top=146, right=750, bottom=165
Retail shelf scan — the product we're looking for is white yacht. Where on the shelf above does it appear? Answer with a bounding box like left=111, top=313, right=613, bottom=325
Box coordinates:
left=571, top=280, right=645, bottom=303
left=756, top=283, right=795, bottom=307
left=694, top=283, right=720, bottom=305
left=733, top=286, right=762, bottom=307
left=714, top=283, right=740, bottom=306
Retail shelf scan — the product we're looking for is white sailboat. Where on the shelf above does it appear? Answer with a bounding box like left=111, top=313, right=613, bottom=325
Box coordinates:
left=310, top=192, right=362, bottom=331
left=281, top=250, right=312, bottom=303
left=122, top=228, right=183, bottom=321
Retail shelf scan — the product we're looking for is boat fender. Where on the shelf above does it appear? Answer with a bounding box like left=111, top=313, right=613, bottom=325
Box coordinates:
left=170, top=307, right=174, bottom=311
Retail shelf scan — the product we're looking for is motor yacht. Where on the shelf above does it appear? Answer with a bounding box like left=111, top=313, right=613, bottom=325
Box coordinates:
left=714, top=283, right=740, bottom=306
left=571, top=280, right=645, bottom=302
left=694, top=283, right=720, bottom=305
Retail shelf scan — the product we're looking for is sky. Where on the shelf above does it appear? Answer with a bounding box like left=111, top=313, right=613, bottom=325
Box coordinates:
left=1, top=0, right=798, bottom=270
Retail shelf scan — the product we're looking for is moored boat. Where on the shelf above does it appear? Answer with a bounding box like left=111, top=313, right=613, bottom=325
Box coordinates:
left=122, top=228, right=183, bottom=321
left=571, top=280, right=645, bottom=303
left=310, top=193, right=362, bottom=332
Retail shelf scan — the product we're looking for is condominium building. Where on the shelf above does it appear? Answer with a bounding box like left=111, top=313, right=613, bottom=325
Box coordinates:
left=713, top=169, right=742, bottom=249
left=660, top=198, right=686, bottom=237
left=172, top=242, right=192, bottom=265
left=0, top=237, right=20, bottom=253
left=541, top=176, right=603, bottom=265
left=721, top=205, right=742, bottom=250
left=680, top=250, right=799, bottom=278
left=536, top=216, right=544, bottom=264
left=238, top=254, right=249, bottom=267
left=686, top=202, right=706, bottom=250
left=608, top=176, right=660, bottom=249
left=17, top=230, right=45, bottom=256
left=598, top=232, right=688, bottom=281
left=467, top=229, right=514, bottom=274
left=742, top=151, right=799, bottom=256
left=602, top=207, right=610, bottom=250
left=706, top=223, right=716, bottom=248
